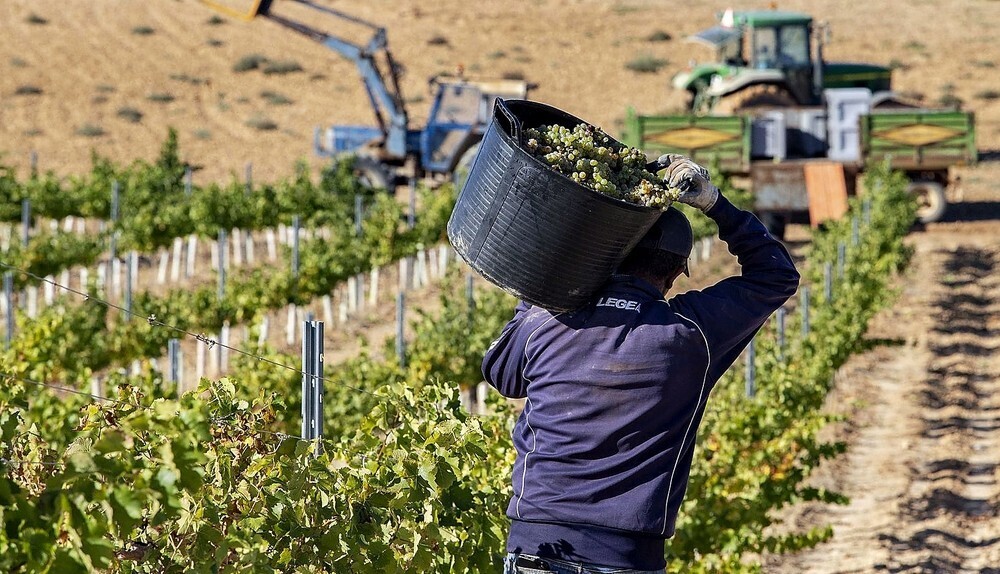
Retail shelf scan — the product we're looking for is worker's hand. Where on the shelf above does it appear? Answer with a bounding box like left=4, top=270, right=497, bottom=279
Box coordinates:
left=656, top=154, right=720, bottom=212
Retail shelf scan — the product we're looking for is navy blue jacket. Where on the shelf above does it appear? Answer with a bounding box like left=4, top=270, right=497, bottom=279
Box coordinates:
left=482, top=195, right=800, bottom=569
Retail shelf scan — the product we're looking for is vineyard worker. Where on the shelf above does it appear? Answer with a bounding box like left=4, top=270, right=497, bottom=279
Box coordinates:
left=483, top=154, right=800, bottom=573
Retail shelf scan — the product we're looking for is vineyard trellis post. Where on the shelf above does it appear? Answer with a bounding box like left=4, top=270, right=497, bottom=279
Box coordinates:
left=171, top=237, right=183, bottom=282
left=745, top=336, right=756, bottom=398
left=292, top=216, right=301, bottom=278
left=4, top=272, right=13, bottom=348
left=301, top=319, right=324, bottom=442
left=257, top=316, right=269, bottom=347
left=863, top=197, right=872, bottom=226
left=108, top=181, right=121, bottom=295
left=26, top=287, right=37, bottom=319
left=168, top=338, right=182, bottom=386
left=196, top=340, right=205, bottom=382
left=851, top=216, right=860, bottom=246
left=220, top=322, right=231, bottom=373
left=186, top=235, right=197, bottom=278
left=29, top=150, right=37, bottom=177
left=124, top=251, right=136, bottom=320
left=43, top=276, right=54, bottom=306
left=184, top=166, right=193, bottom=196
left=396, top=291, right=406, bottom=368
left=218, top=229, right=227, bottom=301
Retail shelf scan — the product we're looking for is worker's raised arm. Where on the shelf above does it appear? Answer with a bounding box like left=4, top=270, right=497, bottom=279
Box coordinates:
left=660, top=155, right=800, bottom=381
left=481, top=301, right=536, bottom=399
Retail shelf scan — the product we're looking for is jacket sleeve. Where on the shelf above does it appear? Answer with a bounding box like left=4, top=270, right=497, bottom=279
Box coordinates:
left=481, top=301, right=534, bottom=398
left=671, top=195, right=800, bottom=382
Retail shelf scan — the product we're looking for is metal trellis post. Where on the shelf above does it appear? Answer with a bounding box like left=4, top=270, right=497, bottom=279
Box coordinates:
left=396, top=291, right=406, bottom=368
left=745, top=337, right=756, bottom=398
left=292, top=215, right=300, bottom=278
left=124, top=251, right=135, bottom=320
left=109, top=182, right=120, bottom=277
left=218, top=229, right=227, bottom=300
left=168, top=338, right=182, bottom=385
left=301, top=319, right=324, bottom=442
left=4, top=272, right=13, bottom=348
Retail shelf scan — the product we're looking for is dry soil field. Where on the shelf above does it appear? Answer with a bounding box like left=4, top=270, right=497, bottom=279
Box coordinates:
left=3, top=1, right=1000, bottom=572
left=1, top=0, right=998, bottom=182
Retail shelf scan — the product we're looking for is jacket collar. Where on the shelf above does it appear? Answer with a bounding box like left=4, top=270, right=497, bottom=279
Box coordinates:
left=606, top=274, right=666, bottom=301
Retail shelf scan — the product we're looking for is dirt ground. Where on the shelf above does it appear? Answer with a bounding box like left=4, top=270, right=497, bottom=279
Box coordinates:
left=3, top=2, right=1000, bottom=572
left=762, top=172, right=1000, bottom=572
left=1, top=0, right=998, bottom=183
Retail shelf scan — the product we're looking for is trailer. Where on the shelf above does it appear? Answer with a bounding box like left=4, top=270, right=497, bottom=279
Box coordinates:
left=623, top=88, right=977, bottom=238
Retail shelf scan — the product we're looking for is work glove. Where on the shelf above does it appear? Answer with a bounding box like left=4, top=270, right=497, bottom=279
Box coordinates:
left=656, top=154, right=720, bottom=212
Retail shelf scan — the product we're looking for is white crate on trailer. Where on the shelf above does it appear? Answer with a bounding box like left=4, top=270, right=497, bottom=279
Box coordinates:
left=825, top=88, right=872, bottom=162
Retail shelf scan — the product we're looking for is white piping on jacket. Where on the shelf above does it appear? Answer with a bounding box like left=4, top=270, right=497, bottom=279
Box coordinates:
left=662, top=311, right=711, bottom=535
left=515, top=312, right=562, bottom=519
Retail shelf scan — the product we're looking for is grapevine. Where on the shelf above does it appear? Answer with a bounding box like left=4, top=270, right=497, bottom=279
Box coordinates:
left=0, top=145, right=917, bottom=572
left=524, top=123, right=681, bottom=208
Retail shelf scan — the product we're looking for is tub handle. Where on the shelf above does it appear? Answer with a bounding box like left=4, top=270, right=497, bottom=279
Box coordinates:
left=494, top=98, right=523, bottom=145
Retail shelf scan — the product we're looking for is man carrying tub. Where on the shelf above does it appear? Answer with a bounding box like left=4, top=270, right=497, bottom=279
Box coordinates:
left=483, top=155, right=800, bottom=573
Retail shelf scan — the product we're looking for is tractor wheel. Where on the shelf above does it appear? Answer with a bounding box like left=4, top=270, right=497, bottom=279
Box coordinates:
left=353, top=156, right=393, bottom=191
left=908, top=180, right=947, bottom=223
left=452, top=142, right=481, bottom=191
left=715, top=84, right=797, bottom=115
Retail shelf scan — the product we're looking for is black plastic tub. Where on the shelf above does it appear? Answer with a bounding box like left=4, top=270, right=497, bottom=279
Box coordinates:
left=447, top=99, right=661, bottom=312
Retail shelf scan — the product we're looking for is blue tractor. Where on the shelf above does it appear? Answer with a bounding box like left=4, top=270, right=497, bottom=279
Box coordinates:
left=204, top=0, right=529, bottom=189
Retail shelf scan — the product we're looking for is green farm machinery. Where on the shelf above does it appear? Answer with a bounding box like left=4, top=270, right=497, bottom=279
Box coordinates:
left=672, top=8, right=900, bottom=114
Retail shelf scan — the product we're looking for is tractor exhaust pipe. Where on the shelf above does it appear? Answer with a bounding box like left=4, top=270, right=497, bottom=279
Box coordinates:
left=813, top=22, right=828, bottom=99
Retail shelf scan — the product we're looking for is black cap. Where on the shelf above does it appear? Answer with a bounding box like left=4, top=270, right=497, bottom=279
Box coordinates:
left=636, top=206, right=693, bottom=276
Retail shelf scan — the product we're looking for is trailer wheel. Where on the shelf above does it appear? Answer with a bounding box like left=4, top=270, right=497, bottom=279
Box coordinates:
left=907, top=180, right=947, bottom=223
left=353, top=156, right=392, bottom=191
left=715, top=84, right=797, bottom=114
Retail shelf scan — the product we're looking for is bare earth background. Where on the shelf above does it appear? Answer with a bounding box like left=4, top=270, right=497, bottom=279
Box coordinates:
left=1, top=0, right=998, bottom=182
left=2, top=1, right=1000, bottom=572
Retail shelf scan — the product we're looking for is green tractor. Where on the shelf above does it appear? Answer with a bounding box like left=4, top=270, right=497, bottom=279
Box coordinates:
left=673, top=8, right=896, bottom=114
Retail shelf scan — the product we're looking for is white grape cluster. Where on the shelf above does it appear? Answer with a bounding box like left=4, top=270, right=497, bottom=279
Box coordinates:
left=523, top=123, right=679, bottom=209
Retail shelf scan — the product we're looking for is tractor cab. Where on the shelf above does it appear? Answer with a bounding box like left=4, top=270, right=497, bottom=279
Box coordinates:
left=673, top=8, right=893, bottom=114
left=741, top=12, right=813, bottom=102
left=421, top=76, right=528, bottom=174
left=674, top=9, right=816, bottom=112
